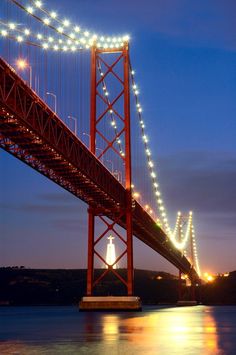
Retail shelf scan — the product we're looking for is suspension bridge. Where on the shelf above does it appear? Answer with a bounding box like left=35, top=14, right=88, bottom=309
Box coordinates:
left=0, top=0, right=201, bottom=310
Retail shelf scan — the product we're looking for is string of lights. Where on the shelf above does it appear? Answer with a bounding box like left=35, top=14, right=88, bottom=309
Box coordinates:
left=129, top=65, right=198, bottom=257
left=8, top=0, right=130, bottom=50
left=0, top=25, right=41, bottom=47
left=129, top=64, right=173, bottom=236
left=191, top=223, right=201, bottom=276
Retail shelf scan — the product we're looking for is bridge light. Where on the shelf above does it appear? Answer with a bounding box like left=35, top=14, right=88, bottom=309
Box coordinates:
left=50, top=11, right=57, bottom=19
left=9, top=23, right=16, bottom=30
left=17, top=36, right=24, bottom=42
left=24, top=29, right=30, bottom=36
left=26, top=6, right=34, bottom=14
left=16, top=59, right=28, bottom=70
left=57, top=27, right=64, bottom=33
left=1, top=30, right=8, bottom=37
left=133, top=192, right=140, bottom=199
left=35, top=1, right=42, bottom=8
left=123, top=35, right=130, bottom=41
left=148, top=161, right=154, bottom=168
left=43, top=18, right=50, bottom=25
left=63, top=19, right=70, bottom=27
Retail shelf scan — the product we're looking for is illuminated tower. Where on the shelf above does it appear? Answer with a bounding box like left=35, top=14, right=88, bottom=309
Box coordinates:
left=105, top=235, right=117, bottom=269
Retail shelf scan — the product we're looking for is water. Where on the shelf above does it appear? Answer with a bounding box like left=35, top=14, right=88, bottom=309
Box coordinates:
left=0, top=306, right=236, bottom=354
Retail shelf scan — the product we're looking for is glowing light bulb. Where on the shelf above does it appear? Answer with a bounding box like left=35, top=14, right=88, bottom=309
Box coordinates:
left=27, top=6, right=34, bottom=14
left=9, top=23, right=16, bottom=30
left=43, top=18, right=50, bottom=25
left=57, top=27, right=64, bottom=33
left=123, top=35, right=130, bottom=41
left=16, top=59, right=28, bottom=69
left=24, top=29, right=30, bottom=36
left=149, top=161, right=154, bottom=167
left=17, top=35, right=23, bottom=42
left=63, top=19, right=70, bottom=27
left=35, top=1, right=42, bottom=8
left=50, top=11, right=57, bottom=18
left=1, top=30, right=8, bottom=36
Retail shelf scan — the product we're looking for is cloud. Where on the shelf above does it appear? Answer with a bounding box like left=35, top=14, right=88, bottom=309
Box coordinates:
left=158, top=151, right=236, bottom=214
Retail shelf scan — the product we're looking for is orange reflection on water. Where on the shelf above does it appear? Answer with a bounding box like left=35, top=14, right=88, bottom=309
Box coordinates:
left=102, top=315, right=119, bottom=340
left=203, top=313, right=218, bottom=352
left=117, top=306, right=219, bottom=354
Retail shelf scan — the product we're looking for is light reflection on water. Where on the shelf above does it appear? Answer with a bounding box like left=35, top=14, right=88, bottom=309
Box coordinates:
left=0, top=306, right=235, bottom=354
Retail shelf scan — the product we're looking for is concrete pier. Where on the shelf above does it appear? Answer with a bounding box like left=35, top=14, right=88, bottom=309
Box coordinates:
left=79, top=296, right=142, bottom=311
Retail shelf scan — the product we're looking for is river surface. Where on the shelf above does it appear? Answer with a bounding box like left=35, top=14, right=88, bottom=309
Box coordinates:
left=0, top=305, right=236, bottom=354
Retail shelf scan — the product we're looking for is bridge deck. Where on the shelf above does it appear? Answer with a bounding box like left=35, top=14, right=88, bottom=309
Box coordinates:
left=0, top=57, right=198, bottom=279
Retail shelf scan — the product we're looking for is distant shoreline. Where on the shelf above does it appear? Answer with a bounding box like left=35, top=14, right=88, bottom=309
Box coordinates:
left=1, top=268, right=236, bottom=306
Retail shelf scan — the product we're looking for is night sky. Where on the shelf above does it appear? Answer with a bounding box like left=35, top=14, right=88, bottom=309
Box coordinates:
left=0, top=0, right=236, bottom=275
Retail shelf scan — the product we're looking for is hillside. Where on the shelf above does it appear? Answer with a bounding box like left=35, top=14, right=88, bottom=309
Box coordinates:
left=0, top=268, right=235, bottom=305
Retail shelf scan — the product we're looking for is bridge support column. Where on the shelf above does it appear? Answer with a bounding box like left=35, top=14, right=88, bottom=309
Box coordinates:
left=87, top=210, right=94, bottom=296
left=190, top=277, right=196, bottom=301
left=82, top=43, right=137, bottom=308
left=178, top=270, right=182, bottom=301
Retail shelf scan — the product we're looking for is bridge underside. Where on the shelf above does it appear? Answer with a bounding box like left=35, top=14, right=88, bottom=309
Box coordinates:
left=0, top=57, right=198, bottom=280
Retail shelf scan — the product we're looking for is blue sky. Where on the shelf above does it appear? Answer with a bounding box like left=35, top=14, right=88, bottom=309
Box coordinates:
left=0, top=0, right=236, bottom=274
